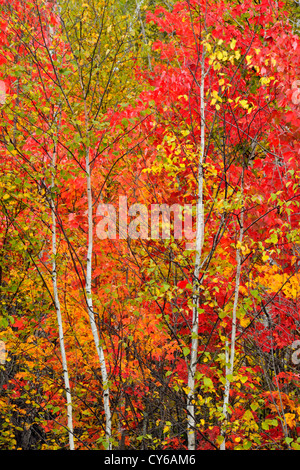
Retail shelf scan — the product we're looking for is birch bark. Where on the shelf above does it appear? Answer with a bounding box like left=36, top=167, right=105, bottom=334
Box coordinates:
left=52, top=0, right=113, bottom=448
left=83, top=81, right=112, bottom=446
left=85, top=145, right=112, bottom=449
left=50, top=115, right=75, bottom=450
left=187, top=45, right=206, bottom=451
left=47, top=1, right=74, bottom=450
left=220, top=168, right=245, bottom=450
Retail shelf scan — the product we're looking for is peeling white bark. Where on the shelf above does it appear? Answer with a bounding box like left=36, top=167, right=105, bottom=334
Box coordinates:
left=85, top=150, right=112, bottom=449
left=47, top=1, right=74, bottom=449
left=220, top=168, right=244, bottom=450
left=51, top=133, right=75, bottom=451
left=187, top=46, right=206, bottom=451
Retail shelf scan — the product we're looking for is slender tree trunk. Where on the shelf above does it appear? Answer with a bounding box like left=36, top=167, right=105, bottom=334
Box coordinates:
left=85, top=152, right=112, bottom=448
left=50, top=123, right=75, bottom=451
left=54, top=0, right=113, bottom=447
left=220, top=168, right=245, bottom=450
left=47, top=1, right=74, bottom=450
left=187, top=45, right=206, bottom=451
left=84, top=86, right=112, bottom=446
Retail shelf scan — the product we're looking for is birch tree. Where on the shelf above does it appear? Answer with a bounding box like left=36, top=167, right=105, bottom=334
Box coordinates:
left=1, top=0, right=300, bottom=450
left=220, top=167, right=244, bottom=450
left=187, top=43, right=206, bottom=451
left=46, top=0, right=75, bottom=450
left=50, top=109, right=75, bottom=450
left=45, top=0, right=148, bottom=448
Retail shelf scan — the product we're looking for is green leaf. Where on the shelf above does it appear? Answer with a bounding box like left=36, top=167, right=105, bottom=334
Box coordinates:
left=250, top=402, right=259, bottom=412
left=285, top=437, right=293, bottom=445
left=0, top=318, right=8, bottom=328
left=243, top=440, right=252, bottom=450
left=203, top=377, right=213, bottom=388
left=226, top=374, right=234, bottom=382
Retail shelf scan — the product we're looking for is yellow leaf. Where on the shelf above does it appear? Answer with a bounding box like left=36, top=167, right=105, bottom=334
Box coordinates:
left=239, top=285, right=247, bottom=295
left=239, top=99, right=249, bottom=109
left=262, top=253, right=269, bottom=262
left=240, top=317, right=251, bottom=328
left=285, top=413, right=296, bottom=428
left=230, top=39, right=237, bottom=50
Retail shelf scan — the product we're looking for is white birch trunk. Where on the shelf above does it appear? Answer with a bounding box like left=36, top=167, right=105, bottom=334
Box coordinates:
left=47, top=1, right=74, bottom=450
left=50, top=140, right=75, bottom=451
left=66, top=3, right=112, bottom=447
left=187, top=46, right=206, bottom=451
left=220, top=168, right=245, bottom=450
left=85, top=138, right=112, bottom=448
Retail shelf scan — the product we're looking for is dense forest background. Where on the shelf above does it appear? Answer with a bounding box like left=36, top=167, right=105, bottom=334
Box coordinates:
left=0, top=0, right=300, bottom=450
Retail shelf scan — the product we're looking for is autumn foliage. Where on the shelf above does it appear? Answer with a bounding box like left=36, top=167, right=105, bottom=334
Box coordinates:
left=0, top=0, right=300, bottom=451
